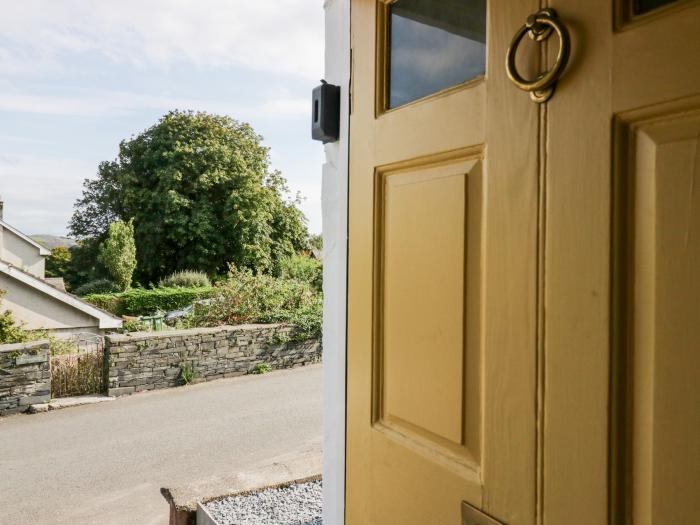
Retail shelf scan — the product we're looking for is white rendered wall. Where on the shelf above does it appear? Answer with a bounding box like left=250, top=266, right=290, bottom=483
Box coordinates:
left=0, top=274, right=97, bottom=330
left=322, top=0, right=349, bottom=523
left=1, top=227, right=45, bottom=278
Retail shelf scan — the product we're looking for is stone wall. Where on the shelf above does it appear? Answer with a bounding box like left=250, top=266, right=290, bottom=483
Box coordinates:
left=0, top=340, right=51, bottom=415
left=105, top=324, right=321, bottom=397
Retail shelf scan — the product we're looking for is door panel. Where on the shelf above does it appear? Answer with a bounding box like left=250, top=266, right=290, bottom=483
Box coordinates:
left=347, top=1, right=539, bottom=524
left=626, top=112, right=700, bottom=525
left=376, top=153, right=482, bottom=465
left=611, top=102, right=700, bottom=525
left=546, top=0, right=700, bottom=523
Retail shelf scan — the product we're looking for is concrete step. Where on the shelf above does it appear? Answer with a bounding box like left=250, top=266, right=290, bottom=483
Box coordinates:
left=29, top=394, right=114, bottom=413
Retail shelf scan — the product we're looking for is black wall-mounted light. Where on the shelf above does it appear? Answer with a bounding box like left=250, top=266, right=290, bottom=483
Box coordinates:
left=311, top=80, right=340, bottom=143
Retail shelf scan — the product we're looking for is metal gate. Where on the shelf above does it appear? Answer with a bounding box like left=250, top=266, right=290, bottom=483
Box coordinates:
left=50, top=333, right=106, bottom=398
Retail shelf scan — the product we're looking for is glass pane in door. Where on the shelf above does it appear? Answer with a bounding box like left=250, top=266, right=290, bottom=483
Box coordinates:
left=634, top=0, right=678, bottom=15
left=388, top=0, right=486, bottom=109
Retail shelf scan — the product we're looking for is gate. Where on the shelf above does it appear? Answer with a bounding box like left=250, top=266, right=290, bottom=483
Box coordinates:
left=51, top=333, right=106, bottom=398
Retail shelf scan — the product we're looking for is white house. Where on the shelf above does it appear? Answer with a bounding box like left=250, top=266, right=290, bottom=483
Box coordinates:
left=0, top=199, right=122, bottom=335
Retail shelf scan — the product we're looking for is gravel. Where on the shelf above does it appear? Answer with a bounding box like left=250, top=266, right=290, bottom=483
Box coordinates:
left=204, top=480, right=322, bottom=525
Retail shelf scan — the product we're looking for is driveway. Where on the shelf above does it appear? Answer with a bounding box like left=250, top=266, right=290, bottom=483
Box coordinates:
left=0, top=364, right=322, bottom=525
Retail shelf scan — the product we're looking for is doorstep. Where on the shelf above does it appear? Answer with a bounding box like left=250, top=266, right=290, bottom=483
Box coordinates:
left=29, top=394, right=115, bottom=413
left=199, top=478, right=322, bottom=525
left=161, top=449, right=322, bottom=525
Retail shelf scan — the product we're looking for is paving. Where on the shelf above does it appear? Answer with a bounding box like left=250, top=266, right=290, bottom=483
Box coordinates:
left=33, top=394, right=115, bottom=413
left=0, top=364, right=322, bottom=525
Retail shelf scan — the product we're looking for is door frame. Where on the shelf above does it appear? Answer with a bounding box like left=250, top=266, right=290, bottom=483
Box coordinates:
left=321, top=0, right=351, bottom=524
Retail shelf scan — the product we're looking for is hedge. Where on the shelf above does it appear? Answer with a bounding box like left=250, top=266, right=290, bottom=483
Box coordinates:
left=84, top=287, right=215, bottom=317
left=82, top=294, right=122, bottom=315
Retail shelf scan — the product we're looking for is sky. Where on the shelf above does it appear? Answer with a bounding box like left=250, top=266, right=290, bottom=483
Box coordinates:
left=0, top=0, right=325, bottom=237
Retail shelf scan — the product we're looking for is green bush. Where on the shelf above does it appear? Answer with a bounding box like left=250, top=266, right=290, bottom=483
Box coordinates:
left=0, top=309, right=32, bottom=345
left=74, top=279, right=119, bottom=296
left=122, top=319, right=151, bottom=333
left=251, top=363, right=272, bottom=374
left=49, top=337, right=80, bottom=356
left=159, top=270, right=211, bottom=289
left=120, top=288, right=214, bottom=316
left=84, top=287, right=215, bottom=316
left=81, top=293, right=122, bottom=314
left=187, top=265, right=322, bottom=340
left=277, top=254, right=322, bottom=292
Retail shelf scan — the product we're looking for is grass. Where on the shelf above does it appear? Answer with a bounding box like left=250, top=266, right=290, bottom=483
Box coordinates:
left=251, top=363, right=272, bottom=375
left=179, top=361, right=198, bottom=385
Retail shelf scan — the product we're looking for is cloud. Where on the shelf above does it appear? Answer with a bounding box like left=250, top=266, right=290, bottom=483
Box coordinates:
left=0, top=0, right=324, bottom=81
left=0, top=154, right=94, bottom=235
left=0, top=1, right=325, bottom=235
left=0, top=90, right=310, bottom=119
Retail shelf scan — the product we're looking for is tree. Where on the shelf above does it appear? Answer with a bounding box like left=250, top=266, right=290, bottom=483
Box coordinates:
left=70, top=110, right=309, bottom=283
left=308, top=234, right=323, bottom=253
left=99, top=220, right=137, bottom=291
left=45, top=246, right=72, bottom=279
left=63, top=237, right=109, bottom=292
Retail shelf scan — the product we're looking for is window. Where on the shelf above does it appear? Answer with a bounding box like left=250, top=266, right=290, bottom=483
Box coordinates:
left=387, top=0, right=487, bottom=109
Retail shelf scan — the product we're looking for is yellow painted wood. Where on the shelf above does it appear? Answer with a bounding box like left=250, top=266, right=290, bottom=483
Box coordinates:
left=347, top=1, right=539, bottom=524
left=347, top=0, right=699, bottom=523
left=631, top=115, right=700, bottom=525
left=382, top=165, right=467, bottom=446
left=545, top=1, right=700, bottom=523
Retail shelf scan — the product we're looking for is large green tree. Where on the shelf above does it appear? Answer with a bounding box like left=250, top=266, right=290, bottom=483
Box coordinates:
left=70, top=111, right=309, bottom=283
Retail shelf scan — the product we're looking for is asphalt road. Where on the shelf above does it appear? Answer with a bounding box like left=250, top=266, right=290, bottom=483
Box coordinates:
left=0, top=364, right=322, bottom=525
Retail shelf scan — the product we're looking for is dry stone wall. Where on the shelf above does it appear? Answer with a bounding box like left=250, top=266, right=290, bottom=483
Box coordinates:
left=105, top=324, right=321, bottom=397
left=0, top=340, right=51, bottom=415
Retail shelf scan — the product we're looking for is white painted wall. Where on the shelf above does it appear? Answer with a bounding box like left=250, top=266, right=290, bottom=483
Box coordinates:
left=0, top=226, right=46, bottom=278
left=322, top=0, right=349, bottom=523
left=0, top=274, right=98, bottom=331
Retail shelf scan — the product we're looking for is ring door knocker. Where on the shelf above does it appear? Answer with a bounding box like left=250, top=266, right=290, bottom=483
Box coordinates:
left=506, top=8, right=571, bottom=103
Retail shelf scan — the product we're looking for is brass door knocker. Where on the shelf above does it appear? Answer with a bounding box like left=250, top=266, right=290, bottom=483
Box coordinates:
left=506, top=8, right=571, bottom=103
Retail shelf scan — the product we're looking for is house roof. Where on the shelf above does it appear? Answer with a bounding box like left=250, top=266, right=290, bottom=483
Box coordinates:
left=0, top=260, right=122, bottom=329
left=0, top=220, right=51, bottom=256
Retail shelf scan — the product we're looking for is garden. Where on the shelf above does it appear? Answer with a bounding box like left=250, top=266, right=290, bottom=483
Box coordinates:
left=83, top=263, right=322, bottom=341
left=1, top=111, right=323, bottom=402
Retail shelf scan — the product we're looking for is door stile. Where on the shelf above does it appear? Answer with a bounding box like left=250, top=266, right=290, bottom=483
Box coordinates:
left=481, top=1, right=540, bottom=522
left=542, top=0, right=614, bottom=521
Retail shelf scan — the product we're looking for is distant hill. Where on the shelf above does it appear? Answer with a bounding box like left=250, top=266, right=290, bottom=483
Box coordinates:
left=31, top=235, right=78, bottom=250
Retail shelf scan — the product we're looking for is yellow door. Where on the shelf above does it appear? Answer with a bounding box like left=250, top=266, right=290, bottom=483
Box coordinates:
left=348, top=1, right=539, bottom=523
left=543, top=0, right=700, bottom=523
left=346, top=0, right=700, bottom=524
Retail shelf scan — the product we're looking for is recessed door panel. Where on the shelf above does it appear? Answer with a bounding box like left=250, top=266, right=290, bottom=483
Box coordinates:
left=616, top=111, right=700, bottom=525
left=376, top=155, right=482, bottom=465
